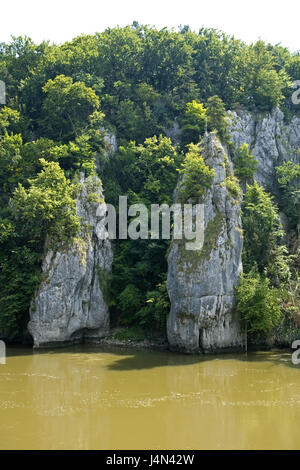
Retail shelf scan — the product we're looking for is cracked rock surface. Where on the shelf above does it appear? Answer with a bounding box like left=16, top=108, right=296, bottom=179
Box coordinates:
left=167, top=108, right=300, bottom=353
left=167, top=134, right=244, bottom=353
left=28, top=175, right=113, bottom=348
left=228, top=108, right=300, bottom=189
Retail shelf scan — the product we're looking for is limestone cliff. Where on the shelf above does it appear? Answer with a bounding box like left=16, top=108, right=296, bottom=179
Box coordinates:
left=28, top=174, right=113, bottom=348
left=167, top=108, right=300, bottom=353
left=228, top=108, right=300, bottom=189
left=28, top=109, right=300, bottom=352
left=167, top=133, right=244, bottom=353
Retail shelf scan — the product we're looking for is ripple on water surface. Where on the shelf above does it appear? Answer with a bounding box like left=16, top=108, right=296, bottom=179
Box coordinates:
left=0, top=346, right=299, bottom=449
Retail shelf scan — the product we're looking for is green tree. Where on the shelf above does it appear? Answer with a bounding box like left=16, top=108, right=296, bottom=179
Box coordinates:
left=234, top=143, right=258, bottom=183
left=236, top=41, right=291, bottom=110
left=0, top=159, right=80, bottom=338
left=276, top=160, right=300, bottom=234
left=181, top=100, right=207, bottom=146
left=105, top=135, right=180, bottom=206
left=236, top=270, right=282, bottom=334
left=0, top=26, right=298, bottom=342
left=0, top=133, right=23, bottom=198
left=206, top=95, right=230, bottom=142
left=178, top=143, right=215, bottom=201
left=102, top=135, right=180, bottom=331
left=11, top=158, right=80, bottom=244
left=0, top=107, right=21, bottom=135
left=41, top=75, right=100, bottom=140
left=242, top=181, right=289, bottom=283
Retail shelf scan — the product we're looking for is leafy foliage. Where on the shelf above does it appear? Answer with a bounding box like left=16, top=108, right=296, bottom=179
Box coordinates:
left=241, top=181, right=289, bottom=282
left=40, top=75, right=100, bottom=140
left=276, top=160, right=300, bottom=233
left=102, top=135, right=181, bottom=330
left=0, top=25, right=299, bottom=339
left=11, top=159, right=80, bottom=245
left=0, top=159, right=80, bottom=338
left=206, top=95, right=230, bottom=142
left=234, top=143, right=258, bottom=183
left=178, top=143, right=215, bottom=201
left=236, top=270, right=282, bottom=333
left=181, top=100, right=207, bottom=146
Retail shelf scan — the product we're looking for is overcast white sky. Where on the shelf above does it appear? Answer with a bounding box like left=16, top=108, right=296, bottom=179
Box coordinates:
left=1, top=0, right=299, bottom=51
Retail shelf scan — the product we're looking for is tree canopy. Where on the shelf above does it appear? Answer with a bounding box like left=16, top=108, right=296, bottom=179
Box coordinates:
left=0, top=25, right=299, bottom=339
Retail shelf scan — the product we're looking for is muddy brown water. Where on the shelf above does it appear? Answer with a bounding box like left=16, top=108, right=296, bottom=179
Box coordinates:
left=0, top=346, right=299, bottom=449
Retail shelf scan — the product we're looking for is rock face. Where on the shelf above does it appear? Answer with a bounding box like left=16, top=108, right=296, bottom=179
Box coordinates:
left=28, top=175, right=113, bottom=348
left=100, top=127, right=118, bottom=156
left=166, top=120, right=182, bottom=145
left=228, top=108, right=300, bottom=189
left=167, top=108, right=300, bottom=353
left=167, top=133, right=244, bottom=353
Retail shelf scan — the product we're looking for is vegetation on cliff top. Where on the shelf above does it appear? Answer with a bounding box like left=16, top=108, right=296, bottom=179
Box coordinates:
left=0, top=25, right=299, bottom=339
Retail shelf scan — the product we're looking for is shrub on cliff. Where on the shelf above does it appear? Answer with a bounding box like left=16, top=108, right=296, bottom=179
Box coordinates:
left=0, top=159, right=80, bottom=338
left=181, top=100, right=207, bottom=147
left=11, top=158, right=80, bottom=245
left=241, top=181, right=290, bottom=283
left=178, top=143, right=215, bottom=202
left=236, top=270, right=282, bottom=333
left=234, top=143, right=258, bottom=183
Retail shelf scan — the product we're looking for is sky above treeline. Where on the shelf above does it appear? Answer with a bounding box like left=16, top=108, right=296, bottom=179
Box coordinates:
left=1, top=0, right=299, bottom=52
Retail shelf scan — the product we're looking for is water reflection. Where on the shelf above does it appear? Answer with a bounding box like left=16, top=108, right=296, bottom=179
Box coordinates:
left=0, top=346, right=299, bottom=449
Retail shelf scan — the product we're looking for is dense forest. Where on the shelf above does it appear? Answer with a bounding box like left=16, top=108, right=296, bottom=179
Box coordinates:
left=0, top=23, right=299, bottom=342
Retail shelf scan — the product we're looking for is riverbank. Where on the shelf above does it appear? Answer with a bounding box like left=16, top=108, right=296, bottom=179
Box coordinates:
left=94, top=327, right=169, bottom=351
left=2, top=321, right=299, bottom=353
left=92, top=327, right=295, bottom=354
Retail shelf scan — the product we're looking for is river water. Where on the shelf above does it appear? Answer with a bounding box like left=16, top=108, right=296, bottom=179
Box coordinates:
left=0, top=346, right=299, bottom=449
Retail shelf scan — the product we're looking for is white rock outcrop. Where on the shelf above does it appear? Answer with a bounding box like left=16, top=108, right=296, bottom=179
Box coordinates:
left=28, top=175, right=113, bottom=348
left=167, top=133, right=244, bottom=353
left=228, top=108, right=300, bottom=188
